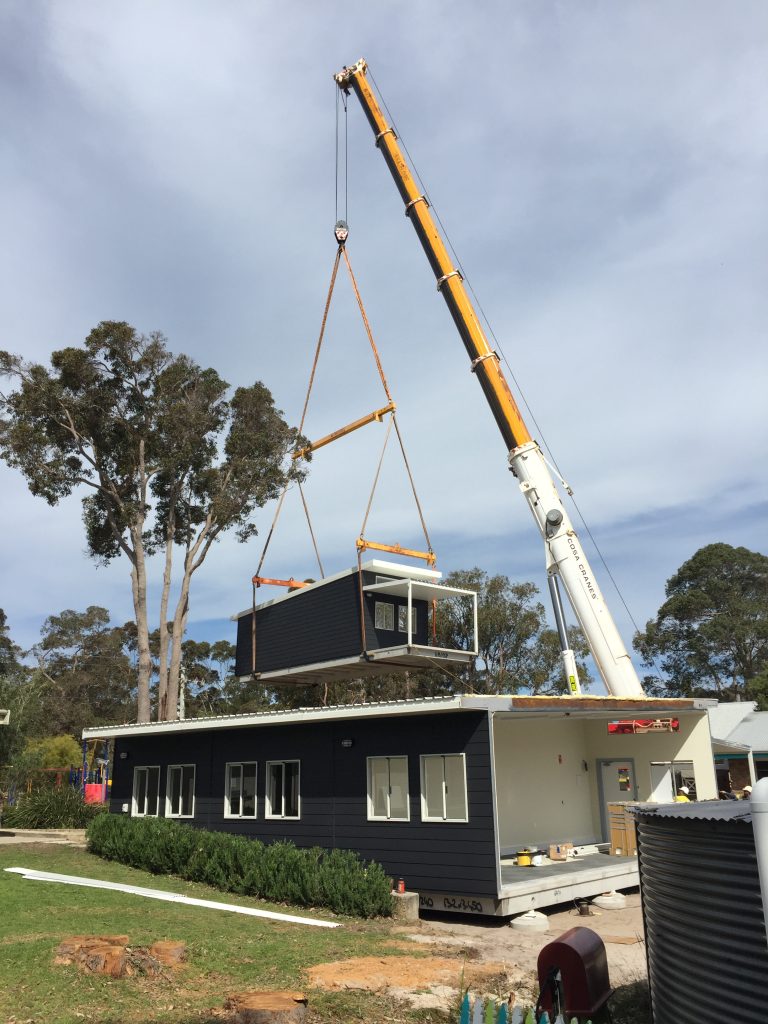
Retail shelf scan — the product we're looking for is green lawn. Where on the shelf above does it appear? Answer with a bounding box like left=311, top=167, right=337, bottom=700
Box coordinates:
left=0, top=844, right=446, bottom=1024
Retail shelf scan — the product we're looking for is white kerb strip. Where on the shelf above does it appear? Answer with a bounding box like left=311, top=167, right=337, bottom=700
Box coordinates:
left=4, top=867, right=339, bottom=928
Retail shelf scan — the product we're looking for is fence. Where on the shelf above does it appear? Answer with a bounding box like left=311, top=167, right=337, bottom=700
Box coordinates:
left=459, top=996, right=591, bottom=1023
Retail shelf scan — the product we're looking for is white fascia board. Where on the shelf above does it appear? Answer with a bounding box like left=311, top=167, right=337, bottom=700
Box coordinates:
left=231, top=559, right=443, bottom=621
left=458, top=695, right=709, bottom=719
left=82, top=695, right=466, bottom=740
left=363, top=579, right=476, bottom=601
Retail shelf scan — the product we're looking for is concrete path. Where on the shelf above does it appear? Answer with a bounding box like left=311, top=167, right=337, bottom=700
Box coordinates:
left=0, top=829, right=87, bottom=847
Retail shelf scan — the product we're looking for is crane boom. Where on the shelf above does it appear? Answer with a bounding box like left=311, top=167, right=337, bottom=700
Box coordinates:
left=335, top=58, right=645, bottom=699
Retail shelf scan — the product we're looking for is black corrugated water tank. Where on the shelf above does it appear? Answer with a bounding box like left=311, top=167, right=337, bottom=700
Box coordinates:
left=634, top=801, right=768, bottom=1022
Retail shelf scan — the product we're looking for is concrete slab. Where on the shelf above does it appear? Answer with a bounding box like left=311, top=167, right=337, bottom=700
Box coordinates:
left=498, top=852, right=638, bottom=915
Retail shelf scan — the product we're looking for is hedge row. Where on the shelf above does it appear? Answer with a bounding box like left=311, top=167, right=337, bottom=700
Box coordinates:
left=86, top=814, right=393, bottom=918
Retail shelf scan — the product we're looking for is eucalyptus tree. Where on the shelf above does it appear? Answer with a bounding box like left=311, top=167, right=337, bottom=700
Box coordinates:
left=435, top=568, right=592, bottom=694
left=0, top=322, right=306, bottom=722
left=634, top=543, right=768, bottom=699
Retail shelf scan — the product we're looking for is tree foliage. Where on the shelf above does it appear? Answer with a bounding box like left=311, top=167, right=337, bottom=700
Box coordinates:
left=0, top=323, right=306, bottom=721
left=633, top=543, right=768, bottom=700
left=434, top=568, right=592, bottom=695
left=33, top=606, right=136, bottom=733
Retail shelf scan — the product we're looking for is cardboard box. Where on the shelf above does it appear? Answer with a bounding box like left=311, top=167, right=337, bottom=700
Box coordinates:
left=548, top=842, right=574, bottom=861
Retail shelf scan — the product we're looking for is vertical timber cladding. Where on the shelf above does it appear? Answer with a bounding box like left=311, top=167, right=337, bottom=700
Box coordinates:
left=234, top=568, right=431, bottom=677
left=110, top=710, right=498, bottom=899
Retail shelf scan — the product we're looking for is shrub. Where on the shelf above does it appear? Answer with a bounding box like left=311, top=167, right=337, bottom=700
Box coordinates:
left=87, top=814, right=393, bottom=918
left=2, top=785, right=106, bottom=829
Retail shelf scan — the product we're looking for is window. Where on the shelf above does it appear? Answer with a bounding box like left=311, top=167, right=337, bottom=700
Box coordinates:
left=375, top=602, right=394, bottom=631
left=367, top=756, right=409, bottom=821
left=397, top=605, right=417, bottom=634
left=166, top=764, right=195, bottom=818
left=421, top=754, right=468, bottom=822
left=225, top=762, right=257, bottom=818
left=132, top=766, right=159, bottom=817
left=266, top=760, right=300, bottom=818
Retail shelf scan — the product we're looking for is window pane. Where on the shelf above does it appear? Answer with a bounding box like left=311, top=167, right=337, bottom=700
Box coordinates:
left=375, top=602, right=394, bottom=630
left=369, top=758, right=389, bottom=818
left=397, top=607, right=417, bottom=634
left=135, top=769, right=147, bottom=814
left=444, top=755, right=467, bottom=820
left=284, top=762, right=299, bottom=817
left=388, top=757, right=409, bottom=819
left=169, top=767, right=181, bottom=815
left=242, top=764, right=257, bottom=817
left=181, top=766, right=195, bottom=816
left=228, top=764, right=242, bottom=816
left=268, top=763, right=283, bottom=816
left=423, top=756, right=444, bottom=819
left=147, top=767, right=159, bottom=816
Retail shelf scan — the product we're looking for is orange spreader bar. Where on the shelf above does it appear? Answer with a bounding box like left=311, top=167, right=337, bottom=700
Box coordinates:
left=293, top=402, right=395, bottom=461
left=252, top=576, right=310, bottom=589
left=357, top=537, right=436, bottom=567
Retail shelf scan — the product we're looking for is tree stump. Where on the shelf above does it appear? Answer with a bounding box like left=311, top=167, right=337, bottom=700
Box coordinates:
left=150, top=940, right=187, bottom=966
left=223, top=991, right=307, bottom=1023
left=55, top=937, right=130, bottom=977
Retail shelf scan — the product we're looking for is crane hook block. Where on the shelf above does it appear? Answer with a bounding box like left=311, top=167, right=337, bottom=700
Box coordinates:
left=334, top=220, right=349, bottom=246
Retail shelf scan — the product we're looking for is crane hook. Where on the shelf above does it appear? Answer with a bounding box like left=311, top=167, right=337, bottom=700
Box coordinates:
left=334, top=219, right=349, bottom=246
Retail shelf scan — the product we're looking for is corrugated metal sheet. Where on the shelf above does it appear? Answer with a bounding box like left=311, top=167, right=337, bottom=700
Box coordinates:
left=636, top=809, right=768, bottom=1022
left=633, top=800, right=752, bottom=823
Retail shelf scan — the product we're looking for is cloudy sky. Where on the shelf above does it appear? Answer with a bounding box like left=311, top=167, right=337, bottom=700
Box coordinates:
left=1, top=1, right=766, bottom=686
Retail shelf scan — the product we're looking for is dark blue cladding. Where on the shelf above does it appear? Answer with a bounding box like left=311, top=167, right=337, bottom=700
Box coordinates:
left=109, top=709, right=498, bottom=898
left=235, top=569, right=431, bottom=677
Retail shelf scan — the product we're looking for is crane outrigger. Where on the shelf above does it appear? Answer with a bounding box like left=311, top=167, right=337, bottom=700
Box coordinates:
left=335, top=58, right=645, bottom=699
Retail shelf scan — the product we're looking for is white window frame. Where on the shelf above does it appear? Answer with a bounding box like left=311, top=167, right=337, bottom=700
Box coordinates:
left=374, top=601, right=395, bottom=631
left=131, top=765, right=160, bottom=817
left=224, top=761, right=258, bottom=819
left=420, top=753, right=469, bottom=823
left=367, top=755, right=410, bottom=822
left=165, top=764, right=196, bottom=819
left=265, top=760, right=301, bottom=819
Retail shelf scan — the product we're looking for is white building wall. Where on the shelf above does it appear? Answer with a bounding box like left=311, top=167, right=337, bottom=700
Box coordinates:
left=493, top=716, right=601, bottom=851
left=493, top=710, right=717, bottom=852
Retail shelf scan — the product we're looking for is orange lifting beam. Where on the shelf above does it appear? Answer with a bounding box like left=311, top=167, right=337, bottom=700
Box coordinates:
left=293, top=401, right=396, bottom=461
left=357, top=537, right=436, bottom=567
left=252, top=576, right=309, bottom=589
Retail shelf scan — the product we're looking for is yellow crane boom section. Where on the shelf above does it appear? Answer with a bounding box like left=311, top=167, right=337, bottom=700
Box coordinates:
left=334, top=59, right=532, bottom=453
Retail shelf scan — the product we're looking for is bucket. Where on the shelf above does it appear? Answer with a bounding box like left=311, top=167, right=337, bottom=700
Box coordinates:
left=516, top=848, right=532, bottom=867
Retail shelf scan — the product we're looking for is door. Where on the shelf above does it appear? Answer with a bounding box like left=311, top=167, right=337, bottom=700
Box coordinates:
left=598, top=759, right=637, bottom=841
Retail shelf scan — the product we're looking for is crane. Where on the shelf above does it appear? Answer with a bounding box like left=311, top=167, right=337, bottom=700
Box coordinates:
left=334, top=58, right=645, bottom=699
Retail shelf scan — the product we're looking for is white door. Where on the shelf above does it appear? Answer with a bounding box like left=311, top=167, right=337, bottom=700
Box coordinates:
left=599, top=760, right=637, bottom=840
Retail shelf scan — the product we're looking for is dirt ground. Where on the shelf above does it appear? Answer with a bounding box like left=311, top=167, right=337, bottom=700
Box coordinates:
left=309, top=892, right=647, bottom=1009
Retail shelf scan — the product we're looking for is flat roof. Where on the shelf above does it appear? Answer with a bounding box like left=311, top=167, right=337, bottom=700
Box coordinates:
left=232, top=559, right=443, bottom=620
left=82, top=693, right=711, bottom=740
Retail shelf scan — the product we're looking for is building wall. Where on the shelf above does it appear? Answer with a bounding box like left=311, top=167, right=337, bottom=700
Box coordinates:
left=583, top=711, right=717, bottom=828
left=493, top=717, right=601, bottom=851
left=492, top=711, right=717, bottom=851
left=235, top=570, right=430, bottom=676
left=109, top=709, right=499, bottom=898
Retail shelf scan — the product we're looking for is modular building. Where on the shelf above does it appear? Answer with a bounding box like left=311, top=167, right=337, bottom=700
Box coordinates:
left=233, top=559, right=478, bottom=685
left=85, top=693, right=717, bottom=917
